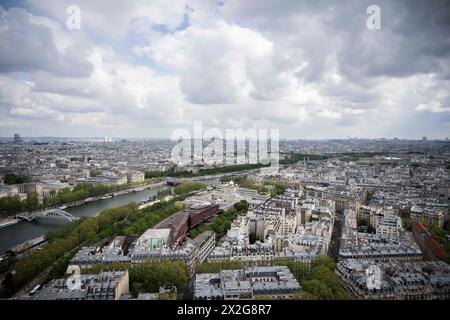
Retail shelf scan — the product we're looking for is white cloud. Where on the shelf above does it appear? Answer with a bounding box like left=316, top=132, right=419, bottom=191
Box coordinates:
left=416, top=100, right=450, bottom=113
left=344, top=108, right=366, bottom=115
left=26, top=0, right=190, bottom=40
left=318, top=109, right=342, bottom=120
left=141, top=21, right=276, bottom=104
left=0, top=1, right=448, bottom=138
left=0, top=7, right=93, bottom=77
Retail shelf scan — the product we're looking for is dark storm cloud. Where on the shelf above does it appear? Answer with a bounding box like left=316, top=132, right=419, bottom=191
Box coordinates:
left=0, top=0, right=448, bottom=138
left=326, top=0, right=450, bottom=81
left=223, top=0, right=450, bottom=81
left=0, top=7, right=93, bottom=77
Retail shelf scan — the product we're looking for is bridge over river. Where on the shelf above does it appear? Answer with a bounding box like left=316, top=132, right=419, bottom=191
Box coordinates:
left=0, top=185, right=171, bottom=254
left=15, top=209, right=79, bottom=223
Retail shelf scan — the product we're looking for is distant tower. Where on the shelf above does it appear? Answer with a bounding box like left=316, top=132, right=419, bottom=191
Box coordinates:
left=422, top=136, right=427, bottom=142
left=13, top=133, right=22, bottom=144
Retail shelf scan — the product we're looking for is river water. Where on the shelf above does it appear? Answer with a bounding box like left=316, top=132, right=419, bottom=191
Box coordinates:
left=0, top=177, right=221, bottom=254
left=0, top=187, right=168, bottom=254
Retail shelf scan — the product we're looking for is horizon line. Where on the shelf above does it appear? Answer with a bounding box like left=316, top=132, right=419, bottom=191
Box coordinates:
left=1, top=136, right=449, bottom=141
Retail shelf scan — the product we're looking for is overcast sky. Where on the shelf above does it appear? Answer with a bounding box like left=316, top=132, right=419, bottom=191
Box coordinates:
left=0, top=0, right=449, bottom=139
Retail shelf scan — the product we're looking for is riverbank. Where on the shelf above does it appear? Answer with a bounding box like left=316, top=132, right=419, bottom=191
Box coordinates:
left=0, top=185, right=172, bottom=254
left=0, top=178, right=163, bottom=217
left=0, top=217, right=20, bottom=229
left=8, top=235, right=46, bottom=255
left=68, top=180, right=168, bottom=207
left=0, top=180, right=168, bottom=223
left=0, top=175, right=223, bottom=254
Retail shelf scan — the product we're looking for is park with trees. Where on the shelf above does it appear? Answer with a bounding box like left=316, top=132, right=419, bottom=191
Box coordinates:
left=77, top=261, right=189, bottom=298
left=188, top=200, right=248, bottom=240
left=196, top=256, right=350, bottom=300
left=174, top=182, right=206, bottom=195
left=3, top=173, right=28, bottom=185
left=0, top=178, right=161, bottom=216
left=0, top=191, right=193, bottom=298
left=144, top=163, right=269, bottom=179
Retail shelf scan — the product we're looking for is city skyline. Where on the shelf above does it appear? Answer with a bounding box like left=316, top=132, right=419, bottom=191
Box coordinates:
left=1, top=0, right=450, bottom=307
left=0, top=0, right=449, bottom=139
left=1, top=134, right=449, bottom=141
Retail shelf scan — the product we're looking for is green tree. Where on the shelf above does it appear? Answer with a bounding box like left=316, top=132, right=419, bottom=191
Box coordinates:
left=314, top=256, right=336, bottom=271
left=174, top=182, right=206, bottom=195
left=196, top=261, right=246, bottom=273
left=264, top=180, right=287, bottom=196
left=23, top=192, right=40, bottom=211
left=302, top=279, right=334, bottom=300
left=233, top=200, right=249, bottom=212
left=3, top=173, right=27, bottom=185
left=0, top=202, right=139, bottom=298
left=0, top=195, right=22, bottom=215
left=188, top=209, right=239, bottom=240
left=80, top=261, right=188, bottom=298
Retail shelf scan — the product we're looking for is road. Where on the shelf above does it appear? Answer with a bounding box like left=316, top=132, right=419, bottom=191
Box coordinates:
left=12, top=245, right=83, bottom=299
left=328, top=214, right=343, bottom=261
